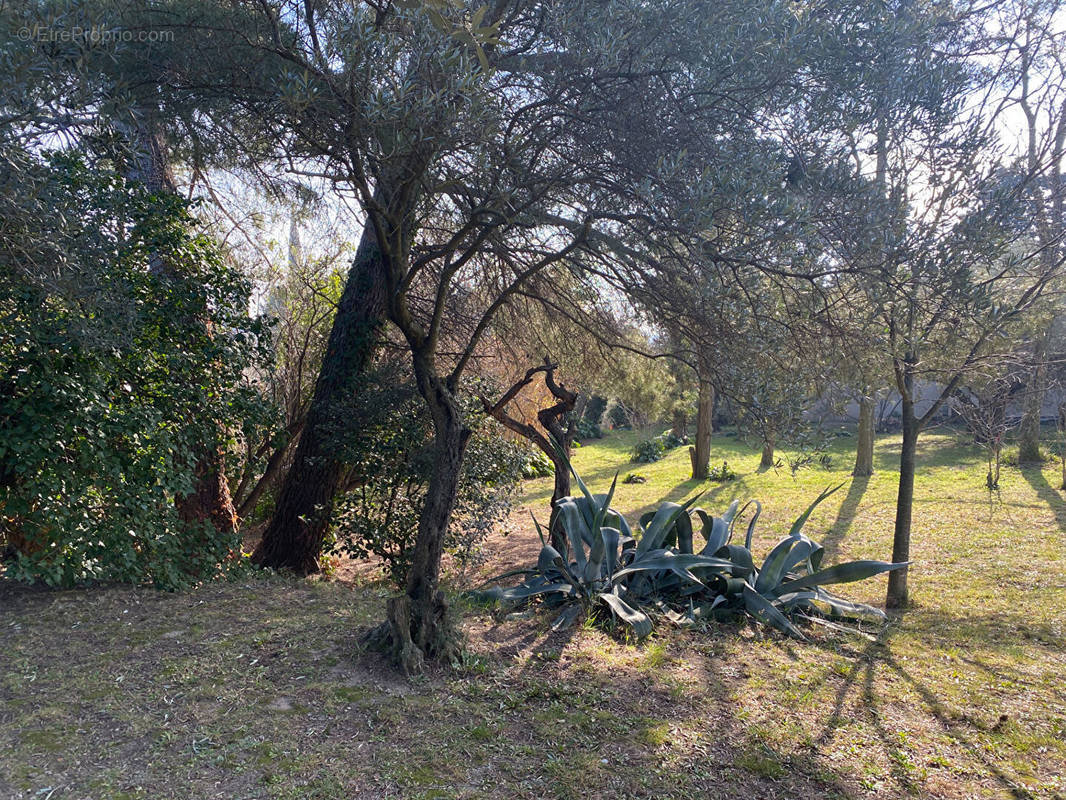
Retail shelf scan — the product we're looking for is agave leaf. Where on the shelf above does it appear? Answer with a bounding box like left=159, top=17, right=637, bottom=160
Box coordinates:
left=754, top=536, right=803, bottom=594
left=795, top=613, right=878, bottom=641
left=537, top=544, right=565, bottom=574
left=740, top=499, right=761, bottom=549
left=556, top=498, right=589, bottom=576
left=598, top=592, right=652, bottom=638
left=674, top=507, right=695, bottom=554
left=638, top=510, right=656, bottom=532
left=755, top=536, right=821, bottom=594
left=636, top=493, right=704, bottom=556
left=807, top=587, right=888, bottom=619
left=592, top=472, right=620, bottom=537
left=494, top=581, right=575, bottom=603
left=716, top=543, right=755, bottom=579
left=788, top=482, right=845, bottom=538
left=743, top=584, right=807, bottom=640
left=531, top=512, right=547, bottom=547
left=600, top=526, right=622, bottom=577
left=613, top=552, right=731, bottom=587
left=776, top=560, right=909, bottom=595
left=551, top=604, right=584, bottom=631
left=694, top=509, right=727, bottom=554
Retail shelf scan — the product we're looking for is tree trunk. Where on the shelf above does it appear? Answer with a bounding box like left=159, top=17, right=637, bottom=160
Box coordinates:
left=392, top=355, right=471, bottom=674
left=671, top=408, right=687, bottom=440
left=887, top=398, right=918, bottom=609
left=690, top=376, right=713, bottom=479
left=760, top=440, right=775, bottom=468
left=1018, top=323, right=1053, bottom=463
left=853, top=393, right=875, bottom=476
left=252, top=229, right=388, bottom=573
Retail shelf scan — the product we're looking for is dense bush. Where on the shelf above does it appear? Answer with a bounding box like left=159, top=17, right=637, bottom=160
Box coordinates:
left=479, top=464, right=905, bottom=639
left=706, top=461, right=737, bottom=482
left=631, top=437, right=667, bottom=463
left=631, top=431, right=686, bottom=463
left=0, top=150, right=269, bottom=588
left=583, top=395, right=608, bottom=427
left=521, top=448, right=555, bottom=478
left=606, top=402, right=632, bottom=430
left=575, top=418, right=603, bottom=440
left=330, top=364, right=524, bottom=588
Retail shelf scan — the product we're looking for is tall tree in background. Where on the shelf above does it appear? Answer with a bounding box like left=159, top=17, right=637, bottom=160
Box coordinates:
left=809, top=0, right=1065, bottom=608
left=1007, top=0, right=1066, bottom=462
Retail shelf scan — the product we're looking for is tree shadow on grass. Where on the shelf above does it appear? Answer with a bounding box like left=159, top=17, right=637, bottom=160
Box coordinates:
left=813, top=625, right=1037, bottom=799
left=820, top=476, right=869, bottom=561
left=1019, top=464, right=1066, bottom=534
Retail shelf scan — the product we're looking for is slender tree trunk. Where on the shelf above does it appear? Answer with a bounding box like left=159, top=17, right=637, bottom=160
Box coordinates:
left=1019, top=323, right=1053, bottom=463
left=887, top=396, right=918, bottom=609
left=386, top=354, right=471, bottom=675
left=690, top=375, right=713, bottom=479
left=854, top=393, right=875, bottom=477
left=252, top=229, right=388, bottom=573
left=760, top=440, right=775, bottom=468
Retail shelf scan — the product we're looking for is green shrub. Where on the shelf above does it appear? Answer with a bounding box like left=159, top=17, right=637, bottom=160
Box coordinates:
left=706, top=461, right=737, bottom=482
left=477, top=458, right=906, bottom=640
left=631, top=431, right=686, bottom=463
left=0, top=151, right=268, bottom=589
left=606, top=402, right=631, bottom=430
left=583, top=395, right=608, bottom=426
left=659, top=431, right=688, bottom=449
left=576, top=418, right=603, bottom=440
left=521, top=449, right=555, bottom=479
left=330, top=369, right=524, bottom=589
left=631, top=437, right=667, bottom=463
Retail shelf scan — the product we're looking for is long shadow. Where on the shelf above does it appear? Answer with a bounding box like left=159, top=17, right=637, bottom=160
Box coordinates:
left=816, top=627, right=1035, bottom=799
left=1019, top=463, right=1066, bottom=535
left=820, top=476, right=869, bottom=561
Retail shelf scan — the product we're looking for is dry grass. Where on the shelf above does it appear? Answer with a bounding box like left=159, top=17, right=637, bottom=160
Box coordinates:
left=1, top=427, right=1064, bottom=799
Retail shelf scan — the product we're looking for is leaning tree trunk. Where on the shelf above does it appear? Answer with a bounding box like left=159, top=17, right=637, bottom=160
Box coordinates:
left=690, top=376, right=714, bottom=479
left=382, top=355, right=471, bottom=676
left=252, top=229, right=388, bottom=573
left=853, top=393, right=875, bottom=477
left=887, top=396, right=918, bottom=609
left=1018, top=323, right=1053, bottom=463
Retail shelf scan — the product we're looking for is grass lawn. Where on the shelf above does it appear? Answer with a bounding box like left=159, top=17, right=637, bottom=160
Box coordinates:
left=1, top=427, right=1064, bottom=799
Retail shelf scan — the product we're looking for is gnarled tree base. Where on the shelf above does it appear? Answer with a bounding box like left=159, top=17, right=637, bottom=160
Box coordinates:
left=361, top=592, right=462, bottom=677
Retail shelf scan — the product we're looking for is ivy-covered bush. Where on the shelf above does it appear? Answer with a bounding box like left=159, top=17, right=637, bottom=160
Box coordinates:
left=330, top=363, right=524, bottom=588
left=478, top=460, right=905, bottom=640
left=0, top=150, right=269, bottom=588
left=521, top=448, right=555, bottom=478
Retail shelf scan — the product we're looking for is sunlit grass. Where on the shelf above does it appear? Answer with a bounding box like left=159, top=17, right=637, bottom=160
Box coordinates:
left=1, top=425, right=1063, bottom=799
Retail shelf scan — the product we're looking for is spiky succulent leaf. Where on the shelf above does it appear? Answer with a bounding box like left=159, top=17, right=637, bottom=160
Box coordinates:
left=775, top=560, right=909, bottom=595
left=788, top=482, right=845, bottom=538
left=743, top=584, right=807, bottom=640
left=636, top=493, right=703, bottom=556
left=598, top=592, right=652, bottom=638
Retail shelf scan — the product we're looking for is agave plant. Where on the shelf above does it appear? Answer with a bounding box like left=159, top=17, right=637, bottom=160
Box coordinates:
left=479, top=467, right=731, bottom=637
left=477, top=451, right=907, bottom=640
